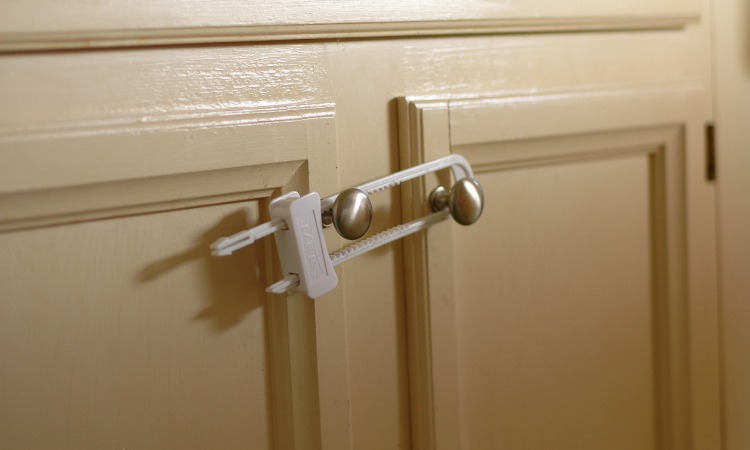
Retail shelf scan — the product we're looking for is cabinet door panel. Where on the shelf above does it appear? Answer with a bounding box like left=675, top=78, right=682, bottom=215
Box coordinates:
left=399, top=85, right=720, bottom=450
left=0, top=104, right=347, bottom=450
left=0, top=202, right=272, bottom=449
left=457, top=155, right=654, bottom=449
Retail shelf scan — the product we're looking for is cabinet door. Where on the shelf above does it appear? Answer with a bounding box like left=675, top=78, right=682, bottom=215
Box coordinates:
left=399, top=85, right=720, bottom=449
left=0, top=103, right=350, bottom=449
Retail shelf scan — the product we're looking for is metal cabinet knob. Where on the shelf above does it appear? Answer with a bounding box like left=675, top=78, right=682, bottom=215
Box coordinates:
left=429, top=177, right=484, bottom=225
left=323, top=188, right=373, bottom=240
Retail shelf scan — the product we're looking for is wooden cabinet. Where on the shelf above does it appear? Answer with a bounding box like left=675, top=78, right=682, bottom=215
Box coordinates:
left=0, top=2, right=724, bottom=449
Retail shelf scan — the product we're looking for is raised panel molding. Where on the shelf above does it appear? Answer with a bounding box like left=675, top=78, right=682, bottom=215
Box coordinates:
left=0, top=16, right=699, bottom=52
left=398, top=83, right=720, bottom=449
left=0, top=105, right=335, bottom=231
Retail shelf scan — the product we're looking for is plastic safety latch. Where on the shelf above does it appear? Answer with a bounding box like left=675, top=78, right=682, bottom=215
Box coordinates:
left=269, top=191, right=338, bottom=298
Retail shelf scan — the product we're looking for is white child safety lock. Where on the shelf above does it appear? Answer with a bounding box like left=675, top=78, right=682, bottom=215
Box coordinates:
left=210, top=154, right=484, bottom=299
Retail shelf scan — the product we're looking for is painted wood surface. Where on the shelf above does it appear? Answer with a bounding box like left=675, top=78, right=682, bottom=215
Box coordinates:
left=0, top=1, right=699, bottom=51
left=712, top=0, right=750, bottom=447
left=0, top=201, right=276, bottom=449
left=399, top=84, right=720, bottom=449
left=0, top=107, right=334, bottom=231
left=0, top=18, right=718, bottom=450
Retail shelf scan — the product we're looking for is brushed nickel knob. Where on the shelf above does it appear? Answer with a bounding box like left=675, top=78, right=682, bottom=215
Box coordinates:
left=327, top=188, right=372, bottom=240
left=429, top=177, right=484, bottom=225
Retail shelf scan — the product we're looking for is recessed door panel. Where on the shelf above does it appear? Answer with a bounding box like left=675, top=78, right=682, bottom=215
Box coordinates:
left=0, top=202, right=273, bottom=449
left=455, top=154, right=654, bottom=449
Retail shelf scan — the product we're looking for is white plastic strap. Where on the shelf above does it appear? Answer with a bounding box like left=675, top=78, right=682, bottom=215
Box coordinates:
left=320, top=154, right=473, bottom=210
left=210, top=218, right=286, bottom=256
left=264, top=209, right=450, bottom=295
left=329, top=209, right=450, bottom=267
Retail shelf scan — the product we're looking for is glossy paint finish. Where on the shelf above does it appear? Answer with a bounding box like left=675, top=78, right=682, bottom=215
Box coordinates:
left=0, top=2, right=730, bottom=449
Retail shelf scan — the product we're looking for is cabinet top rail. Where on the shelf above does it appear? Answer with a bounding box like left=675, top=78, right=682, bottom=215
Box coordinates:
left=0, top=0, right=699, bottom=53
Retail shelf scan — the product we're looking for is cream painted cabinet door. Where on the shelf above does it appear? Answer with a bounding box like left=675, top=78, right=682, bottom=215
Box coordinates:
left=0, top=104, right=351, bottom=449
left=399, top=85, right=721, bottom=449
